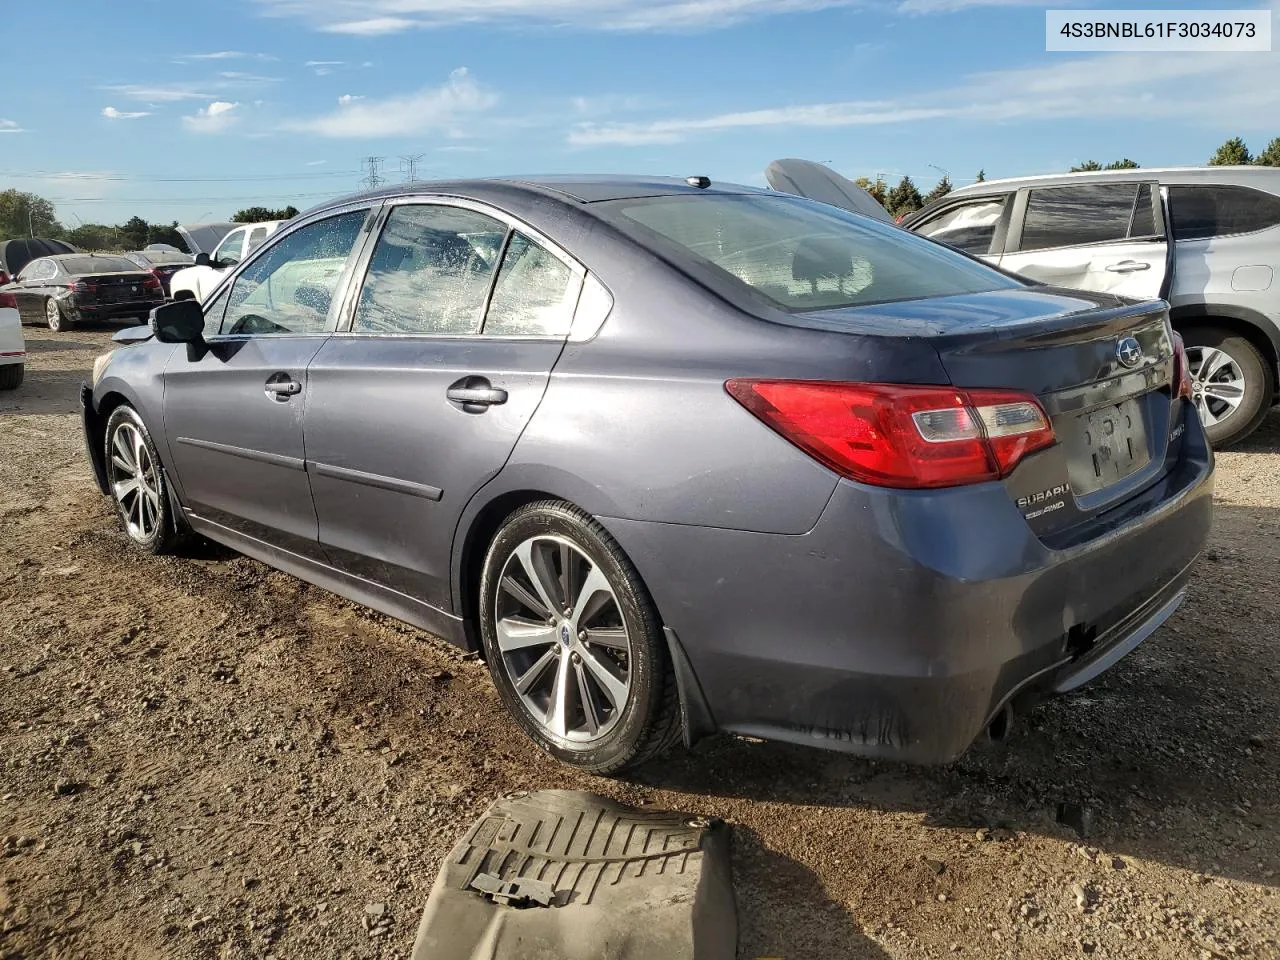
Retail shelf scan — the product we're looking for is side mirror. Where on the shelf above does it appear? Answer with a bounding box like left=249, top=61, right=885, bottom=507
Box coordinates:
left=151, top=299, right=205, bottom=345
left=194, top=252, right=211, bottom=267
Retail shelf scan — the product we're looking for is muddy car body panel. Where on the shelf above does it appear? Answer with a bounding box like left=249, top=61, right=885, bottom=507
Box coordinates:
left=84, top=177, right=1214, bottom=765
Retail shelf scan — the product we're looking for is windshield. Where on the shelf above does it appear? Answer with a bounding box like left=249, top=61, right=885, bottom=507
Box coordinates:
left=604, top=193, right=1023, bottom=312
left=135, top=250, right=193, bottom=265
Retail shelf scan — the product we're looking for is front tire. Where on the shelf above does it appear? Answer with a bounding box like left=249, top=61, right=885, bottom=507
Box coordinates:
left=1181, top=326, right=1272, bottom=447
left=0, top=363, right=22, bottom=390
left=104, top=405, right=183, bottom=554
left=479, top=501, right=682, bottom=775
left=45, top=297, right=70, bottom=332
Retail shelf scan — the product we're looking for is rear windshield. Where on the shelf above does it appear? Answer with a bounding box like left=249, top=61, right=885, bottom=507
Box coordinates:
left=605, top=194, right=1023, bottom=311
left=61, top=256, right=142, bottom=275
left=137, top=250, right=193, bottom=265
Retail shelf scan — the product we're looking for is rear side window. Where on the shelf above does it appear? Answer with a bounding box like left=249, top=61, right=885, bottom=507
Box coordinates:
left=1169, top=184, right=1280, bottom=241
left=606, top=194, right=1021, bottom=312
left=1019, top=183, right=1150, bottom=251
left=483, top=233, right=579, bottom=337
left=913, top=197, right=1006, bottom=255
left=353, top=205, right=507, bottom=336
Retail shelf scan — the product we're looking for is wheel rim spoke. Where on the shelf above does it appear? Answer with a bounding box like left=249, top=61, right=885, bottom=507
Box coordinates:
left=112, top=477, right=140, bottom=502
left=579, top=647, right=629, bottom=710
left=496, top=618, right=558, bottom=653
left=583, top=626, right=628, bottom=650
left=574, top=660, right=602, bottom=736
left=570, top=564, right=612, bottom=630
left=544, top=653, right=572, bottom=738
left=113, top=429, right=136, bottom=471
left=514, top=646, right=558, bottom=695
left=514, top=540, right=563, bottom=617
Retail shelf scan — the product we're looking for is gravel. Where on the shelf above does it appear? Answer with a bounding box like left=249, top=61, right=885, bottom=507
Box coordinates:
left=2, top=328, right=1279, bottom=959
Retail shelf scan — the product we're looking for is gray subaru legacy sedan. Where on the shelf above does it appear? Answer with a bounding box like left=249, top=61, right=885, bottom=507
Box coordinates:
left=81, top=176, right=1214, bottom=774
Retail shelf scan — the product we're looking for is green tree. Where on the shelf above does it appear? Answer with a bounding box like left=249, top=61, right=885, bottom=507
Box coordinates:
left=231, top=205, right=300, bottom=224
left=1071, top=160, right=1104, bottom=172
left=0, top=189, right=62, bottom=239
left=147, top=221, right=186, bottom=249
left=885, top=175, right=923, bottom=219
left=975, top=169, right=986, bottom=182
left=66, top=224, right=118, bottom=251
left=853, top=176, right=888, bottom=208
left=1209, top=137, right=1251, bottom=165
left=119, top=216, right=150, bottom=250
left=1253, top=138, right=1280, bottom=167
left=1071, top=159, right=1139, bottom=172
left=923, top=175, right=952, bottom=206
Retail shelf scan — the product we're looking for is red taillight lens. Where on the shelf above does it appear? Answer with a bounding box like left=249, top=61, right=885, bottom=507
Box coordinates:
left=144, top=274, right=163, bottom=289
left=725, top=380, right=1056, bottom=489
left=70, top=281, right=96, bottom=294
left=1171, top=332, right=1193, bottom=401
left=0, top=291, right=16, bottom=309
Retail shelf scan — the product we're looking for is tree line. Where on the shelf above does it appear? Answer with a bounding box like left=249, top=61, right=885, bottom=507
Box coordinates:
left=852, top=135, right=1280, bottom=220
left=0, top=193, right=300, bottom=253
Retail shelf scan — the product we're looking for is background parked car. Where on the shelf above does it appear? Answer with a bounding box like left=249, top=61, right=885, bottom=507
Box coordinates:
left=4, top=253, right=164, bottom=331
left=0, top=288, right=24, bottom=389
left=175, top=222, right=238, bottom=258
left=123, top=249, right=195, bottom=297
left=903, top=167, right=1280, bottom=446
left=170, top=220, right=281, bottom=302
left=0, top=237, right=77, bottom=287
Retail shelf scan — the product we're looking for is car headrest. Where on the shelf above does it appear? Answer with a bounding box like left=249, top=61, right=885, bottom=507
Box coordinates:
left=792, top=236, right=855, bottom=284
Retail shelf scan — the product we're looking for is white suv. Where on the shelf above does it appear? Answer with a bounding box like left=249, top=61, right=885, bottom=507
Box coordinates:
left=905, top=167, right=1280, bottom=447
left=0, top=288, right=24, bottom=390
left=170, top=220, right=282, bottom=303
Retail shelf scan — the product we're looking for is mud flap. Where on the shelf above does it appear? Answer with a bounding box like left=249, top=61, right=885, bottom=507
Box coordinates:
left=412, top=790, right=737, bottom=960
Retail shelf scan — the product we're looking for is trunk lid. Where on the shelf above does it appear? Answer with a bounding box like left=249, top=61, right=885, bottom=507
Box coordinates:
left=795, top=286, right=1182, bottom=536
left=81, top=272, right=157, bottom=302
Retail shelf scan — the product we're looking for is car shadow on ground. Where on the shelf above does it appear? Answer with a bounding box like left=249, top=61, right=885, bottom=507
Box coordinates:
left=22, top=338, right=102, bottom=353
left=733, top=826, right=891, bottom=959
left=628, top=496, right=1280, bottom=893
left=0, top=369, right=90, bottom=416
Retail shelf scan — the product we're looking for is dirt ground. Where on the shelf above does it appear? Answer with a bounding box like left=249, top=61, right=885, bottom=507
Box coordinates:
left=2, top=326, right=1278, bottom=960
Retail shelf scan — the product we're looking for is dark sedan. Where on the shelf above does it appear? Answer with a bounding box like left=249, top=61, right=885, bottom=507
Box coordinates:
left=7, top=254, right=164, bottom=331
left=81, top=176, right=1213, bottom=774
left=123, top=249, right=195, bottom=297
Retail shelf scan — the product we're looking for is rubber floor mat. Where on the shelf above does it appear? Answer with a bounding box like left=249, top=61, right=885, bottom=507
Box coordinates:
left=411, top=790, right=736, bottom=960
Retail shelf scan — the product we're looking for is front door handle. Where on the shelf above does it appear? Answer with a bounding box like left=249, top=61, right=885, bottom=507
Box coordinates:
left=264, top=375, right=302, bottom=401
left=1105, top=260, right=1152, bottom=274
left=447, top=377, right=508, bottom=412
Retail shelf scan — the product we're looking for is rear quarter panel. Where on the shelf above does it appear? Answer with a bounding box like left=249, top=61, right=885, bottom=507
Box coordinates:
left=0, top=306, right=23, bottom=362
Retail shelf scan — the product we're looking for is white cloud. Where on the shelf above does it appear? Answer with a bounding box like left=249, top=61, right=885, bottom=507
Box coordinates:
left=218, top=71, right=282, bottom=82
left=0, top=119, right=24, bottom=134
left=254, top=0, right=858, bottom=33
left=105, top=83, right=217, bottom=103
left=183, top=50, right=277, bottom=60
left=337, top=94, right=364, bottom=105
left=306, top=159, right=329, bottom=165
left=102, top=106, right=150, bottom=120
left=289, top=67, right=495, bottom=138
left=305, top=60, right=345, bottom=66
left=569, top=50, right=1280, bottom=146
left=183, top=101, right=241, bottom=133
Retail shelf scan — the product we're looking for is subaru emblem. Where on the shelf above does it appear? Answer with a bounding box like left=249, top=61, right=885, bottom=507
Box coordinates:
left=1116, top=336, right=1143, bottom=368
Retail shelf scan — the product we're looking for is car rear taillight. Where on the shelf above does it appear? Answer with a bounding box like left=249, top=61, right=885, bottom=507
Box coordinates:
left=0, top=292, right=16, bottom=309
left=0, top=271, right=9, bottom=286
left=71, top=281, right=97, bottom=294
left=1171, top=332, right=1193, bottom=401
left=725, top=380, right=1056, bottom=489
left=143, top=275, right=162, bottom=290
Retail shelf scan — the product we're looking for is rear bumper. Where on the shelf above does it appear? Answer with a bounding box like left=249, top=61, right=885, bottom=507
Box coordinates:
left=72, top=299, right=163, bottom=321
left=600, top=406, right=1214, bottom=764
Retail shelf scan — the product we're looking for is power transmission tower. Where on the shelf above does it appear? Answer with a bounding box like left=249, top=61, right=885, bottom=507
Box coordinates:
left=360, top=156, right=385, bottom=190
left=400, top=154, right=426, bottom=183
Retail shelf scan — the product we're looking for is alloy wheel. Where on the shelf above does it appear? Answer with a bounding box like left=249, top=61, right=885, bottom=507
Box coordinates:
left=1185, top=345, right=1246, bottom=428
left=493, top=535, right=633, bottom=744
left=46, top=298, right=62, bottom=332
left=107, top=422, right=163, bottom=543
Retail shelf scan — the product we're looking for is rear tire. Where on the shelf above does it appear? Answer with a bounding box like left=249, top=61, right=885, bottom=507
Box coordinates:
left=45, top=297, right=70, bottom=332
left=1181, top=326, right=1272, bottom=447
left=0, top=363, right=22, bottom=390
left=479, top=500, right=682, bottom=775
left=104, top=405, right=185, bottom=555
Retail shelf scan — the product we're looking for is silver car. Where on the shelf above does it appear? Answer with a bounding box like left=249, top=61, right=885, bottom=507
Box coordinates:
left=905, top=167, right=1280, bottom=446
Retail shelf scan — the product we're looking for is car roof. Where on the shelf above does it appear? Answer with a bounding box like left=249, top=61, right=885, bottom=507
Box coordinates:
left=949, top=165, right=1280, bottom=198
left=303, top=175, right=766, bottom=217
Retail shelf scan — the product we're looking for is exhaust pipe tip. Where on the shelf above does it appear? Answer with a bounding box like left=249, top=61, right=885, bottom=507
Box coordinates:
left=987, top=703, right=1014, bottom=743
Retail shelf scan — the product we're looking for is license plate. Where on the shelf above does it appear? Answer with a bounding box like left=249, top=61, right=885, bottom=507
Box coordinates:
left=1072, top=398, right=1150, bottom=494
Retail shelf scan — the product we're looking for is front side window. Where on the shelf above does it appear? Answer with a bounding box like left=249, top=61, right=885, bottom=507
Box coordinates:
left=483, top=233, right=579, bottom=337
left=1169, top=184, right=1280, bottom=241
left=353, top=205, right=506, bottom=336
left=604, top=194, right=1022, bottom=312
left=214, top=230, right=246, bottom=267
left=220, top=211, right=367, bottom=336
left=914, top=197, right=1007, bottom=255
left=1019, top=183, right=1151, bottom=252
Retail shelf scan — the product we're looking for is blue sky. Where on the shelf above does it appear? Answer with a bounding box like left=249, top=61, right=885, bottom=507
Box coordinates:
left=1, top=0, right=1278, bottom=226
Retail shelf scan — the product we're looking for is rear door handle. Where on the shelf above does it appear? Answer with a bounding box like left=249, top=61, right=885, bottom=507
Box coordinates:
left=447, top=379, right=508, bottom=411
left=1105, top=260, right=1151, bottom=273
